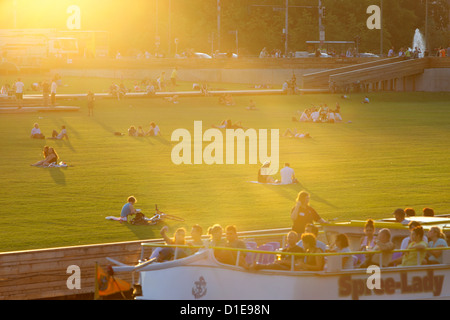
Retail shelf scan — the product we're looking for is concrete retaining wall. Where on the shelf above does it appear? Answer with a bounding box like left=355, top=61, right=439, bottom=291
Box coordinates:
left=53, top=66, right=450, bottom=91
left=0, top=240, right=154, bottom=300
left=415, top=68, right=450, bottom=92
left=53, top=68, right=325, bottom=86
left=0, top=227, right=290, bottom=300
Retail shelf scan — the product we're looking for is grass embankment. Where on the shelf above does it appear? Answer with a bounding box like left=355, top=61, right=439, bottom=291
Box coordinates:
left=0, top=77, right=449, bottom=252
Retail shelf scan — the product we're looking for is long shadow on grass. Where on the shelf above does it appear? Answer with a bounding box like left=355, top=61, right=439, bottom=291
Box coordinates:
left=50, top=118, right=81, bottom=139
left=124, top=221, right=170, bottom=239
left=154, top=136, right=171, bottom=146
left=130, top=136, right=154, bottom=145
left=52, top=138, right=76, bottom=152
left=48, top=167, right=66, bottom=185
left=262, top=182, right=338, bottom=209
left=93, top=118, right=120, bottom=136
left=261, top=182, right=304, bottom=201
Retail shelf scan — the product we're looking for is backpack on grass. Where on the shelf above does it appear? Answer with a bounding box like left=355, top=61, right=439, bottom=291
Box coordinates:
left=131, top=212, right=148, bottom=225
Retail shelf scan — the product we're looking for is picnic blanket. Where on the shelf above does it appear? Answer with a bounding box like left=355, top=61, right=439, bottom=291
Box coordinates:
left=248, top=181, right=282, bottom=186
left=248, top=181, right=298, bottom=186
left=47, top=161, right=68, bottom=168
left=105, top=216, right=124, bottom=221
left=33, top=161, right=69, bottom=168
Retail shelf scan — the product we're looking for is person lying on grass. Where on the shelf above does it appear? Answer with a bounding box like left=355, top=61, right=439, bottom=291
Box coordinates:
left=282, top=128, right=311, bottom=139
left=212, top=119, right=247, bottom=130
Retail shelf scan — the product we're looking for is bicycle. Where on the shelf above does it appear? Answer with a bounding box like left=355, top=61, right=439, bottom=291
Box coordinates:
left=143, top=205, right=185, bottom=225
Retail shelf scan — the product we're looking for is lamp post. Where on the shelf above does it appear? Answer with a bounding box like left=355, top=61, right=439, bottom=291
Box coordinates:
left=380, top=0, right=383, bottom=56
left=285, top=0, right=288, bottom=57
left=13, top=0, right=17, bottom=28
left=168, top=0, right=172, bottom=56
left=155, top=0, right=158, bottom=39
left=217, top=0, right=221, bottom=52
left=425, top=0, right=429, bottom=51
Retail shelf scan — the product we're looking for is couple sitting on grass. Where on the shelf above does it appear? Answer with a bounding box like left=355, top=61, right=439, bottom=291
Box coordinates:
left=257, top=162, right=299, bottom=185
left=128, top=122, right=161, bottom=137
left=218, top=93, right=235, bottom=106
left=212, top=119, right=247, bottom=130
left=30, top=123, right=68, bottom=140
left=294, top=104, right=342, bottom=123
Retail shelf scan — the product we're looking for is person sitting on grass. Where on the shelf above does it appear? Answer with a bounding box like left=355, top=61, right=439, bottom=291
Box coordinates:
left=31, top=147, right=58, bottom=167
left=119, top=196, right=138, bottom=223
left=146, top=122, right=161, bottom=136
left=128, top=126, right=137, bottom=136
left=48, top=125, right=68, bottom=140
left=137, top=126, right=145, bottom=137
left=257, top=161, right=277, bottom=183
left=212, top=119, right=247, bottom=130
left=31, top=146, right=49, bottom=166
left=334, top=103, right=343, bottom=122
left=164, top=95, right=179, bottom=104
left=30, top=123, right=45, bottom=139
left=212, top=119, right=232, bottom=129
left=310, top=108, right=320, bottom=122
left=294, top=109, right=311, bottom=122
left=279, top=163, right=298, bottom=185
left=246, top=99, right=257, bottom=111
left=224, top=94, right=235, bottom=106
left=218, top=94, right=227, bottom=105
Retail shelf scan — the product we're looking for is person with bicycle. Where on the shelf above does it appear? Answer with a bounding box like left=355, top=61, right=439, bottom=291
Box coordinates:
left=120, top=196, right=138, bottom=222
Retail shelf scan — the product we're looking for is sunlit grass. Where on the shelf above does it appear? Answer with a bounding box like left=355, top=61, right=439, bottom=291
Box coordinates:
left=0, top=86, right=449, bottom=252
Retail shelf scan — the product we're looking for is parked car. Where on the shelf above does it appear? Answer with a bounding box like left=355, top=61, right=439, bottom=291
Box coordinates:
left=193, top=52, right=212, bottom=59
left=294, top=51, right=309, bottom=58
left=214, top=52, right=238, bottom=58
left=308, top=52, right=332, bottom=58
left=359, top=53, right=380, bottom=58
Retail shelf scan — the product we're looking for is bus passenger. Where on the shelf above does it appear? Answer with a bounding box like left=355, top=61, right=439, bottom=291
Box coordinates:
left=425, top=226, right=448, bottom=264
left=295, top=233, right=325, bottom=271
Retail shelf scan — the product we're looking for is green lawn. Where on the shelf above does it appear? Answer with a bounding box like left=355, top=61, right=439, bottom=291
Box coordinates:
left=0, top=79, right=449, bottom=252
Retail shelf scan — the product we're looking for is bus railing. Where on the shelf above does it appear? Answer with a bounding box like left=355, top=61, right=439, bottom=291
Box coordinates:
left=139, top=242, right=450, bottom=272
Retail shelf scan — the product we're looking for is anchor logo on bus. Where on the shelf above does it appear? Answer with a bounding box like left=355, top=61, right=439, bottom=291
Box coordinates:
left=192, top=276, right=207, bottom=299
